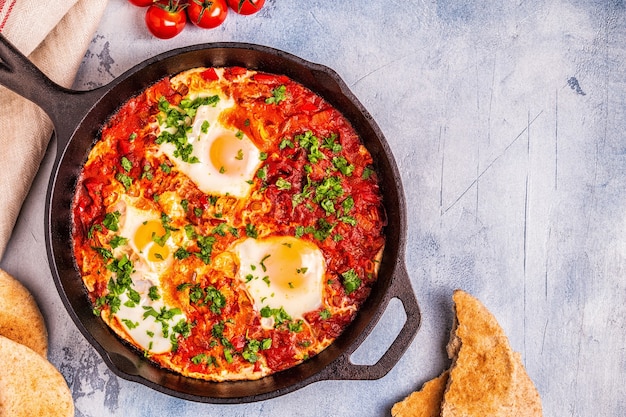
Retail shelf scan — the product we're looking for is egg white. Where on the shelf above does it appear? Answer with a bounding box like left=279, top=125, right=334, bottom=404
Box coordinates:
left=234, top=236, right=325, bottom=328
left=115, top=200, right=178, bottom=281
left=109, top=197, right=188, bottom=353
left=115, top=284, right=186, bottom=354
left=158, top=98, right=262, bottom=198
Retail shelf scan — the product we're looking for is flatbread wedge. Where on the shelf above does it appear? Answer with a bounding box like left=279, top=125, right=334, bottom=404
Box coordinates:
left=391, top=371, right=449, bottom=417
left=0, top=268, right=48, bottom=357
left=441, top=289, right=542, bottom=416
left=0, top=335, right=74, bottom=417
left=391, top=289, right=542, bottom=416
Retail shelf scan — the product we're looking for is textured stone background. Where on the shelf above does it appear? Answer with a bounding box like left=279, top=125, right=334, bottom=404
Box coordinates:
left=2, top=1, right=625, bottom=415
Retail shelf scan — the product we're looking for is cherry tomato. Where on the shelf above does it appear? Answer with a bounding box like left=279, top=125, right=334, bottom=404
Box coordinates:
left=187, top=0, right=228, bottom=29
left=145, top=0, right=187, bottom=39
left=128, top=0, right=155, bottom=6
left=227, top=0, right=265, bottom=15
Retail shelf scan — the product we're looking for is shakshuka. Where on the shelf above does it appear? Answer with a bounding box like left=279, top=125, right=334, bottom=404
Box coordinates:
left=71, top=66, right=386, bottom=381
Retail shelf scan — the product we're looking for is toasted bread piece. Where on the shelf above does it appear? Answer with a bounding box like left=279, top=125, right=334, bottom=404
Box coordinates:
left=441, top=289, right=542, bottom=417
left=0, top=335, right=74, bottom=417
left=0, top=269, right=48, bottom=357
left=392, top=371, right=449, bottom=417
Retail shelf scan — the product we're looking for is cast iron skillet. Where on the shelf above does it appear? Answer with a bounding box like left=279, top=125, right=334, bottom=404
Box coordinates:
left=0, top=35, right=420, bottom=403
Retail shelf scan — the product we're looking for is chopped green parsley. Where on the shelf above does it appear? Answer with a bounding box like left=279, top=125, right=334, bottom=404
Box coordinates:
left=265, top=85, right=287, bottom=104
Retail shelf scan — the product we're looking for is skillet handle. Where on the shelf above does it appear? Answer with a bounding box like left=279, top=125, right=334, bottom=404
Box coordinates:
left=322, top=261, right=421, bottom=381
left=0, top=34, right=102, bottom=145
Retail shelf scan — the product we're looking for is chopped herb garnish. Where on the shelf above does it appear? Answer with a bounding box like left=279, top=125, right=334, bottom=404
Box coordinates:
left=205, top=286, right=227, bottom=314
left=242, top=340, right=260, bottom=363
left=288, top=320, right=304, bottom=333
left=201, top=120, right=210, bottom=133
left=305, top=218, right=335, bottom=241
left=261, top=338, right=272, bottom=350
left=142, top=305, right=184, bottom=340
left=174, top=247, right=190, bottom=260
left=332, top=156, right=354, bottom=176
left=172, top=319, right=192, bottom=338
left=313, top=176, right=344, bottom=203
left=296, top=131, right=325, bottom=163
left=212, top=321, right=225, bottom=339
left=260, top=306, right=291, bottom=326
left=342, top=196, right=354, bottom=212
left=142, top=164, right=154, bottom=180
left=156, top=95, right=219, bottom=164
left=96, top=254, right=135, bottom=314
left=88, top=223, right=103, bottom=239
left=121, top=156, right=133, bottom=172
left=148, top=286, right=161, bottom=301
left=102, top=211, right=121, bottom=232
left=242, top=337, right=272, bottom=364
left=152, top=229, right=170, bottom=247
left=265, top=85, right=287, bottom=104
left=321, top=133, right=342, bottom=153
left=279, top=138, right=294, bottom=150
left=223, top=348, right=233, bottom=363
left=245, top=223, right=259, bottom=238
left=188, top=284, right=205, bottom=304
left=184, top=224, right=197, bottom=239
left=127, top=288, right=141, bottom=304
left=259, top=254, right=271, bottom=272
left=320, top=199, right=335, bottom=215
left=92, top=246, right=113, bottom=260
left=256, top=165, right=268, bottom=181
left=115, top=172, right=133, bottom=190
left=341, top=268, right=361, bottom=294
left=196, top=235, right=217, bottom=264
left=211, top=222, right=227, bottom=236
left=339, top=215, right=357, bottom=226
left=276, top=177, right=291, bottom=191
left=192, top=353, right=207, bottom=365
left=122, top=319, right=139, bottom=329
left=320, top=309, right=332, bottom=320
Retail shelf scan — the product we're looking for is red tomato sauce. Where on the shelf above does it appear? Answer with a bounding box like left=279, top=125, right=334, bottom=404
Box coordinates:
left=72, top=68, right=386, bottom=381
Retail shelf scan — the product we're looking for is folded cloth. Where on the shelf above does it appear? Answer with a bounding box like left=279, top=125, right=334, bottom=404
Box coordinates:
left=0, top=0, right=109, bottom=259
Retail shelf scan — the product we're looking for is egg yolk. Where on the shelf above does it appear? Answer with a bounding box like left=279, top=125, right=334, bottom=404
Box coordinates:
left=134, top=220, right=169, bottom=262
left=260, top=238, right=316, bottom=293
left=209, top=132, right=249, bottom=177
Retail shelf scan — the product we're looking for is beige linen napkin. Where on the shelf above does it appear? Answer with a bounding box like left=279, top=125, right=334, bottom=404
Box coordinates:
left=0, top=0, right=109, bottom=259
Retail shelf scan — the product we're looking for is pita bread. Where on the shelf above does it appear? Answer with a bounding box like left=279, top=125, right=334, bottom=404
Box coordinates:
left=441, top=289, right=542, bottom=416
left=0, top=335, right=74, bottom=417
left=391, top=371, right=449, bottom=417
left=0, top=269, right=48, bottom=357
left=391, top=290, right=542, bottom=417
